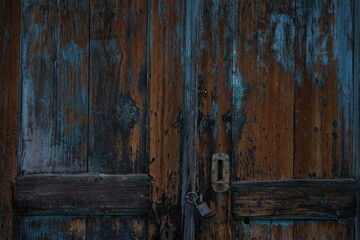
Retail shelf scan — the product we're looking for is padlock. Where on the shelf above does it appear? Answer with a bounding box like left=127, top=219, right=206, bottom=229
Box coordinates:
left=195, top=194, right=211, bottom=216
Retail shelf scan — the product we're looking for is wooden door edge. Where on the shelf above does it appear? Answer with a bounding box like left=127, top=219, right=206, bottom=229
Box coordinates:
left=354, top=0, right=360, bottom=239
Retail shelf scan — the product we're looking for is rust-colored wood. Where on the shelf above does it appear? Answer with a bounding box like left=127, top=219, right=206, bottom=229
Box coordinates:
left=293, top=1, right=355, bottom=239
left=148, top=0, right=184, bottom=238
left=17, top=174, right=149, bottom=215
left=232, top=0, right=295, bottom=237
left=0, top=0, right=19, bottom=239
left=294, top=0, right=353, bottom=179
left=196, top=0, right=234, bottom=239
left=233, top=0, right=295, bottom=182
left=293, top=218, right=354, bottom=240
left=21, top=0, right=89, bottom=174
left=232, top=179, right=356, bottom=219
left=88, top=0, right=148, bottom=173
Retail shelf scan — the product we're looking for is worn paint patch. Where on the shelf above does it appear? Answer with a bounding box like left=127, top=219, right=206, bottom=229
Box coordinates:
left=61, top=42, right=84, bottom=66
left=231, top=71, right=246, bottom=111
left=270, top=14, right=295, bottom=73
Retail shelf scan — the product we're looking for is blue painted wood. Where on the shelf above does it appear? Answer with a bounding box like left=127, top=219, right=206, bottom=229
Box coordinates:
left=354, top=1, right=360, bottom=239
left=20, top=216, right=86, bottom=240
left=21, top=0, right=89, bottom=174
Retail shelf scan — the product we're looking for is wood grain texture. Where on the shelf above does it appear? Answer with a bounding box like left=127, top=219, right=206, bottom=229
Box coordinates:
left=232, top=179, right=356, bottom=219
left=88, top=0, right=148, bottom=173
left=293, top=218, right=354, bottom=240
left=195, top=0, right=234, bottom=239
left=353, top=1, right=359, bottom=239
left=147, top=0, right=184, bottom=239
left=232, top=0, right=295, bottom=237
left=294, top=0, right=354, bottom=179
left=21, top=0, right=89, bottom=174
left=233, top=0, right=295, bottom=181
left=293, top=1, right=355, bottom=238
left=86, top=216, right=146, bottom=240
left=20, top=216, right=86, bottom=240
left=0, top=0, right=19, bottom=239
left=181, top=1, right=200, bottom=239
left=17, top=174, right=149, bottom=215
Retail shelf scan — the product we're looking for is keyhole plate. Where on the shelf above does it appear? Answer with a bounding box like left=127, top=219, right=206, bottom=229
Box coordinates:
left=211, top=153, right=230, bottom=192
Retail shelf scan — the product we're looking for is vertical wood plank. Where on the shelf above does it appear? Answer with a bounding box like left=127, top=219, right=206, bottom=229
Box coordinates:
left=196, top=1, right=234, bottom=239
left=181, top=0, right=201, bottom=239
left=87, top=216, right=146, bottom=240
left=354, top=0, right=360, bottom=238
left=233, top=0, right=295, bottom=237
left=294, top=0, right=353, bottom=179
left=233, top=0, right=295, bottom=181
left=147, top=0, right=184, bottom=238
left=20, top=216, right=86, bottom=240
left=21, top=0, right=89, bottom=174
left=0, top=0, right=19, bottom=239
left=293, top=1, right=354, bottom=239
left=88, top=0, right=148, bottom=173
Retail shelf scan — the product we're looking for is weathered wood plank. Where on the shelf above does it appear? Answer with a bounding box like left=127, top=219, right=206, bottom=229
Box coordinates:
left=294, top=0, right=354, bottom=179
left=20, top=216, right=86, bottom=240
left=17, top=174, right=149, bottom=215
left=21, top=0, right=89, bottom=174
left=232, top=179, right=356, bottom=219
left=87, top=216, right=146, bottom=240
left=232, top=0, right=295, bottom=236
left=234, top=220, right=293, bottom=240
left=0, top=0, right=19, bottom=239
left=354, top=0, right=360, bottom=239
left=293, top=1, right=355, bottom=238
left=195, top=0, right=234, bottom=239
left=233, top=0, right=295, bottom=181
left=293, top=218, right=354, bottom=240
left=181, top=1, right=201, bottom=239
left=88, top=0, right=148, bottom=173
left=147, top=0, right=184, bottom=239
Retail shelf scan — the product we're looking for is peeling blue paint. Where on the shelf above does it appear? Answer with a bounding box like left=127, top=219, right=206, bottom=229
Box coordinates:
left=270, top=14, right=295, bottom=73
left=333, top=0, right=353, bottom=172
left=61, top=42, right=83, bottom=66
left=232, top=71, right=246, bottom=111
left=251, top=219, right=293, bottom=227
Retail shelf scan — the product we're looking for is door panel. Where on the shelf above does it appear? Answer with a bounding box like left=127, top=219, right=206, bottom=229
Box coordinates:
left=19, top=0, right=150, bottom=239
left=11, top=0, right=357, bottom=239
left=21, top=0, right=89, bottom=174
left=88, top=0, right=148, bottom=173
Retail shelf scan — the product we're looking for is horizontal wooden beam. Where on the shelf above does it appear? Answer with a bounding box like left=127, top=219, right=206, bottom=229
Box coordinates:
left=17, top=174, right=149, bottom=215
left=232, top=178, right=356, bottom=219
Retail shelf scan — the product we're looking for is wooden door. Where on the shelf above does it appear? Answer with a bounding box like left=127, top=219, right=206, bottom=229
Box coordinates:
left=0, top=0, right=359, bottom=239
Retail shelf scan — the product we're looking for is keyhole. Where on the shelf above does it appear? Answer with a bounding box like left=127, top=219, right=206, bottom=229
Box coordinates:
left=218, top=160, right=223, bottom=181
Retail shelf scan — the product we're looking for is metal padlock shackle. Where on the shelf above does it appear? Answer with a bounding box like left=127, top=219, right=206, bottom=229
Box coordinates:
left=185, top=191, right=199, bottom=204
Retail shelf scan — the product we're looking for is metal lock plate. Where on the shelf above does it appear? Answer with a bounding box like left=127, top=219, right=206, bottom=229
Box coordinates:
left=211, top=153, right=230, bottom=192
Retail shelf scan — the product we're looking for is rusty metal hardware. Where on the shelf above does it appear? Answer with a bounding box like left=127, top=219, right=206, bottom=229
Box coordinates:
left=211, top=153, right=230, bottom=192
left=185, top=192, right=211, bottom=217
